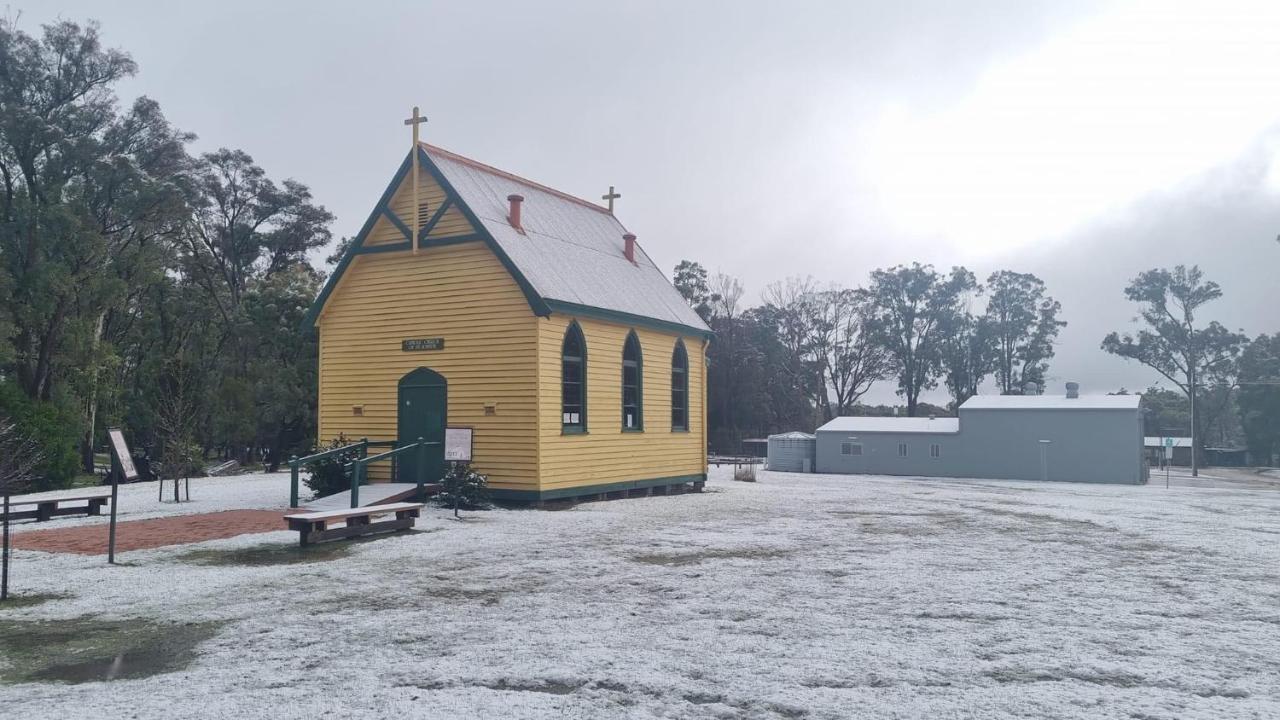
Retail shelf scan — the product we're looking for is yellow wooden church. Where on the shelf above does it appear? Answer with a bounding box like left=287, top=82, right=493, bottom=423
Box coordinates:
left=305, top=121, right=710, bottom=503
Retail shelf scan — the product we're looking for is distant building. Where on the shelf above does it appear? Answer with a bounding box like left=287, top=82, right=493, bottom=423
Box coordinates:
left=1143, top=437, right=1192, bottom=467
left=815, top=384, right=1146, bottom=484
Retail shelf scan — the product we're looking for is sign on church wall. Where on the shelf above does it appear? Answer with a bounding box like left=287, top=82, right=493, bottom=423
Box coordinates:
left=402, top=338, right=445, bottom=351
left=445, top=427, right=473, bottom=462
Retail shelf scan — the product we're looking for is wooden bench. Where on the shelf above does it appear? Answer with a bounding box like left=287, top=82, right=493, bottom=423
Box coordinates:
left=283, top=502, right=424, bottom=547
left=5, top=488, right=113, bottom=522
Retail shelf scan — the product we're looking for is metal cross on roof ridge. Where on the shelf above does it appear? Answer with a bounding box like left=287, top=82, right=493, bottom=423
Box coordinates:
left=404, top=107, right=428, bottom=253
left=602, top=185, right=621, bottom=213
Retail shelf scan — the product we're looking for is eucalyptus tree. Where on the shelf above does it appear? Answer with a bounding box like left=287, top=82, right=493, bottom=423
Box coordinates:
left=863, top=263, right=977, bottom=416
left=984, top=271, right=1066, bottom=394
left=1101, top=265, right=1247, bottom=475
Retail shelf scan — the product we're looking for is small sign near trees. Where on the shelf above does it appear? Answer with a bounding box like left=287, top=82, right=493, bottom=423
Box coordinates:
left=108, top=428, right=138, bottom=480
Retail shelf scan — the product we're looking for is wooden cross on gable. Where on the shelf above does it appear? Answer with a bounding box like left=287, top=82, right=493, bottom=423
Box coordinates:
left=602, top=186, right=621, bottom=213
left=404, top=106, right=428, bottom=253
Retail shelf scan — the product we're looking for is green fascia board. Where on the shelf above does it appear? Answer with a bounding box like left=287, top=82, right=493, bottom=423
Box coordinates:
left=488, top=473, right=707, bottom=503
left=544, top=300, right=714, bottom=340
left=355, top=233, right=486, bottom=256
left=302, top=153, right=413, bottom=330
left=416, top=146, right=552, bottom=317
left=306, top=146, right=717, bottom=335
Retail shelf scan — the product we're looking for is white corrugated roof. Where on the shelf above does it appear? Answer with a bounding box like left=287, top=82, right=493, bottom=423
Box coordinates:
left=960, top=394, right=1142, bottom=410
left=816, top=417, right=961, bottom=434
left=1143, top=437, right=1193, bottom=448
left=425, top=145, right=710, bottom=333
left=768, top=431, right=815, bottom=440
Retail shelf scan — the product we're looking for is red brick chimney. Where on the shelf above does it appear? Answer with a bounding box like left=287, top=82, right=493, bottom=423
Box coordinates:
left=507, top=194, right=524, bottom=231
left=623, top=233, right=636, bottom=263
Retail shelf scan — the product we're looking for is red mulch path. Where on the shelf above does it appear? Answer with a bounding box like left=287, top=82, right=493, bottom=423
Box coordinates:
left=11, top=509, right=289, bottom=555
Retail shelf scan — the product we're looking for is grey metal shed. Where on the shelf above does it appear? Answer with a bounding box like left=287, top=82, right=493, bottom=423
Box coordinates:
left=767, top=432, right=816, bottom=472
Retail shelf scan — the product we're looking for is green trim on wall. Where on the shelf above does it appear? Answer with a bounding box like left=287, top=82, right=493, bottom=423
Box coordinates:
left=381, top=207, right=413, bottom=241
left=488, top=473, right=707, bottom=503
left=357, top=241, right=412, bottom=255
left=418, top=197, right=453, bottom=243
left=303, top=154, right=413, bottom=330
left=545, top=300, right=713, bottom=340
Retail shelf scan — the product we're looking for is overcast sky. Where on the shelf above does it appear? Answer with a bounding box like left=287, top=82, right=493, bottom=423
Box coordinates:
left=27, top=0, right=1280, bottom=404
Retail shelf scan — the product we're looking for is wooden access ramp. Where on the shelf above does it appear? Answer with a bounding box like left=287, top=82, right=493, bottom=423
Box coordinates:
left=302, top=483, right=438, bottom=512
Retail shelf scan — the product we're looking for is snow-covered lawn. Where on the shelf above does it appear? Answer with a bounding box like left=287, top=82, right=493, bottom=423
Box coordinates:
left=2, top=468, right=1278, bottom=719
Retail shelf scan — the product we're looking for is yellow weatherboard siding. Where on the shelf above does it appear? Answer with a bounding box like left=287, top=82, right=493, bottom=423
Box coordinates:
left=536, top=314, right=707, bottom=491
left=317, top=240, right=539, bottom=489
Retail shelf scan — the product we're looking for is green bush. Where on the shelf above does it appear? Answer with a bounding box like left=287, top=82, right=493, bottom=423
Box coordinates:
left=0, top=381, right=79, bottom=491
left=437, top=462, right=490, bottom=516
left=302, top=434, right=359, bottom=499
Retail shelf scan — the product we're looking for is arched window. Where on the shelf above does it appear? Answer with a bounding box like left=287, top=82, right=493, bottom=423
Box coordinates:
left=622, top=330, right=643, bottom=431
left=562, top=322, right=587, bottom=433
left=671, top=340, right=689, bottom=431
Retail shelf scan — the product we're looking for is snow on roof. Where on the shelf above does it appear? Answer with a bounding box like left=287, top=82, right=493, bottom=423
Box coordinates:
left=816, top=416, right=960, bottom=434
left=1144, top=437, right=1193, bottom=448
left=768, top=432, right=815, bottom=440
left=960, top=394, right=1142, bottom=410
left=424, top=144, right=710, bottom=334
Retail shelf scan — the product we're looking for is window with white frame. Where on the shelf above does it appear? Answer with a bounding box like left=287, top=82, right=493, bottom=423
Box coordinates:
left=898, top=442, right=908, bottom=457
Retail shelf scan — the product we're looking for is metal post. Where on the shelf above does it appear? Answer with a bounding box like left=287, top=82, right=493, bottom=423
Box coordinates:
left=350, top=460, right=363, bottom=509
left=416, top=437, right=426, bottom=501
left=289, top=456, right=300, bottom=508
left=1189, top=371, right=1199, bottom=478
left=2, top=493, right=10, bottom=600
left=107, top=467, right=120, bottom=565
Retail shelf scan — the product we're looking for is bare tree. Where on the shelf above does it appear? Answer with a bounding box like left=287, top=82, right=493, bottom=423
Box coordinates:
left=2, top=416, right=43, bottom=600
left=822, top=289, right=890, bottom=416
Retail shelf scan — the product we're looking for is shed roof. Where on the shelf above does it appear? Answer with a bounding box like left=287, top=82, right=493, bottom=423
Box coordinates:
left=960, top=394, right=1141, bottom=410
left=768, top=431, right=815, bottom=440
left=816, top=417, right=960, bottom=434
left=423, top=144, right=710, bottom=334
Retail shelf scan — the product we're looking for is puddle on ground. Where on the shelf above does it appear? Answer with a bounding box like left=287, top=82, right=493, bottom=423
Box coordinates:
left=176, top=530, right=433, bottom=567
left=0, top=617, right=221, bottom=684
left=0, top=593, right=67, bottom=610
left=632, top=548, right=791, bottom=566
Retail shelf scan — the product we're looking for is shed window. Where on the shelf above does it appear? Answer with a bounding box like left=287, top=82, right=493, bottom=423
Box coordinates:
left=671, top=340, right=689, bottom=431
left=561, top=322, right=587, bottom=432
left=898, top=442, right=909, bottom=458
left=622, top=331, right=643, bottom=430
left=841, top=442, right=863, bottom=456
left=930, top=443, right=941, bottom=458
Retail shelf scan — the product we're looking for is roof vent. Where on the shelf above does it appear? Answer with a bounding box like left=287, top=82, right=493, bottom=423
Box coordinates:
left=1065, top=381, right=1080, bottom=399
left=507, top=194, right=524, bottom=232
left=623, top=233, right=636, bottom=263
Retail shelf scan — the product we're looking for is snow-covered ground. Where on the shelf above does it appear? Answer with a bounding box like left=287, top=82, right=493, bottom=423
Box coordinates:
left=2, top=468, right=1279, bottom=719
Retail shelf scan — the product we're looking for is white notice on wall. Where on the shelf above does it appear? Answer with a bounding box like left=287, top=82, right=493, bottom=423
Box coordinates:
left=444, top=427, right=473, bottom=462
left=108, top=427, right=138, bottom=479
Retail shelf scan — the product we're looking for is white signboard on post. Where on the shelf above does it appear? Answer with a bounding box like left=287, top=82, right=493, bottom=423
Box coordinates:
left=444, top=427, right=473, bottom=462
left=108, top=427, right=138, bottom=480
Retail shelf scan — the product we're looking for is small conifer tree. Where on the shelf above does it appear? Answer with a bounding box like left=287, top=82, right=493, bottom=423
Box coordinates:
left=438, top=462, right=490, bottom=518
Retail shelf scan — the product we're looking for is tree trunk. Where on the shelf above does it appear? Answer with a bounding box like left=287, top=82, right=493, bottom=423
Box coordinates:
left=80, top=312, right=108, bottom=473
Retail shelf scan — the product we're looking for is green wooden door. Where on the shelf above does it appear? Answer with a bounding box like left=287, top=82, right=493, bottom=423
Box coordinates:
left=398, top=368, right=447, bottom=484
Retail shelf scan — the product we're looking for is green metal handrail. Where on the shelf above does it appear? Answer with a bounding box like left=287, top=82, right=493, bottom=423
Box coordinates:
left=287, top=438, right=369, bottom=508
left=349, top=437, right=441, bottom=508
